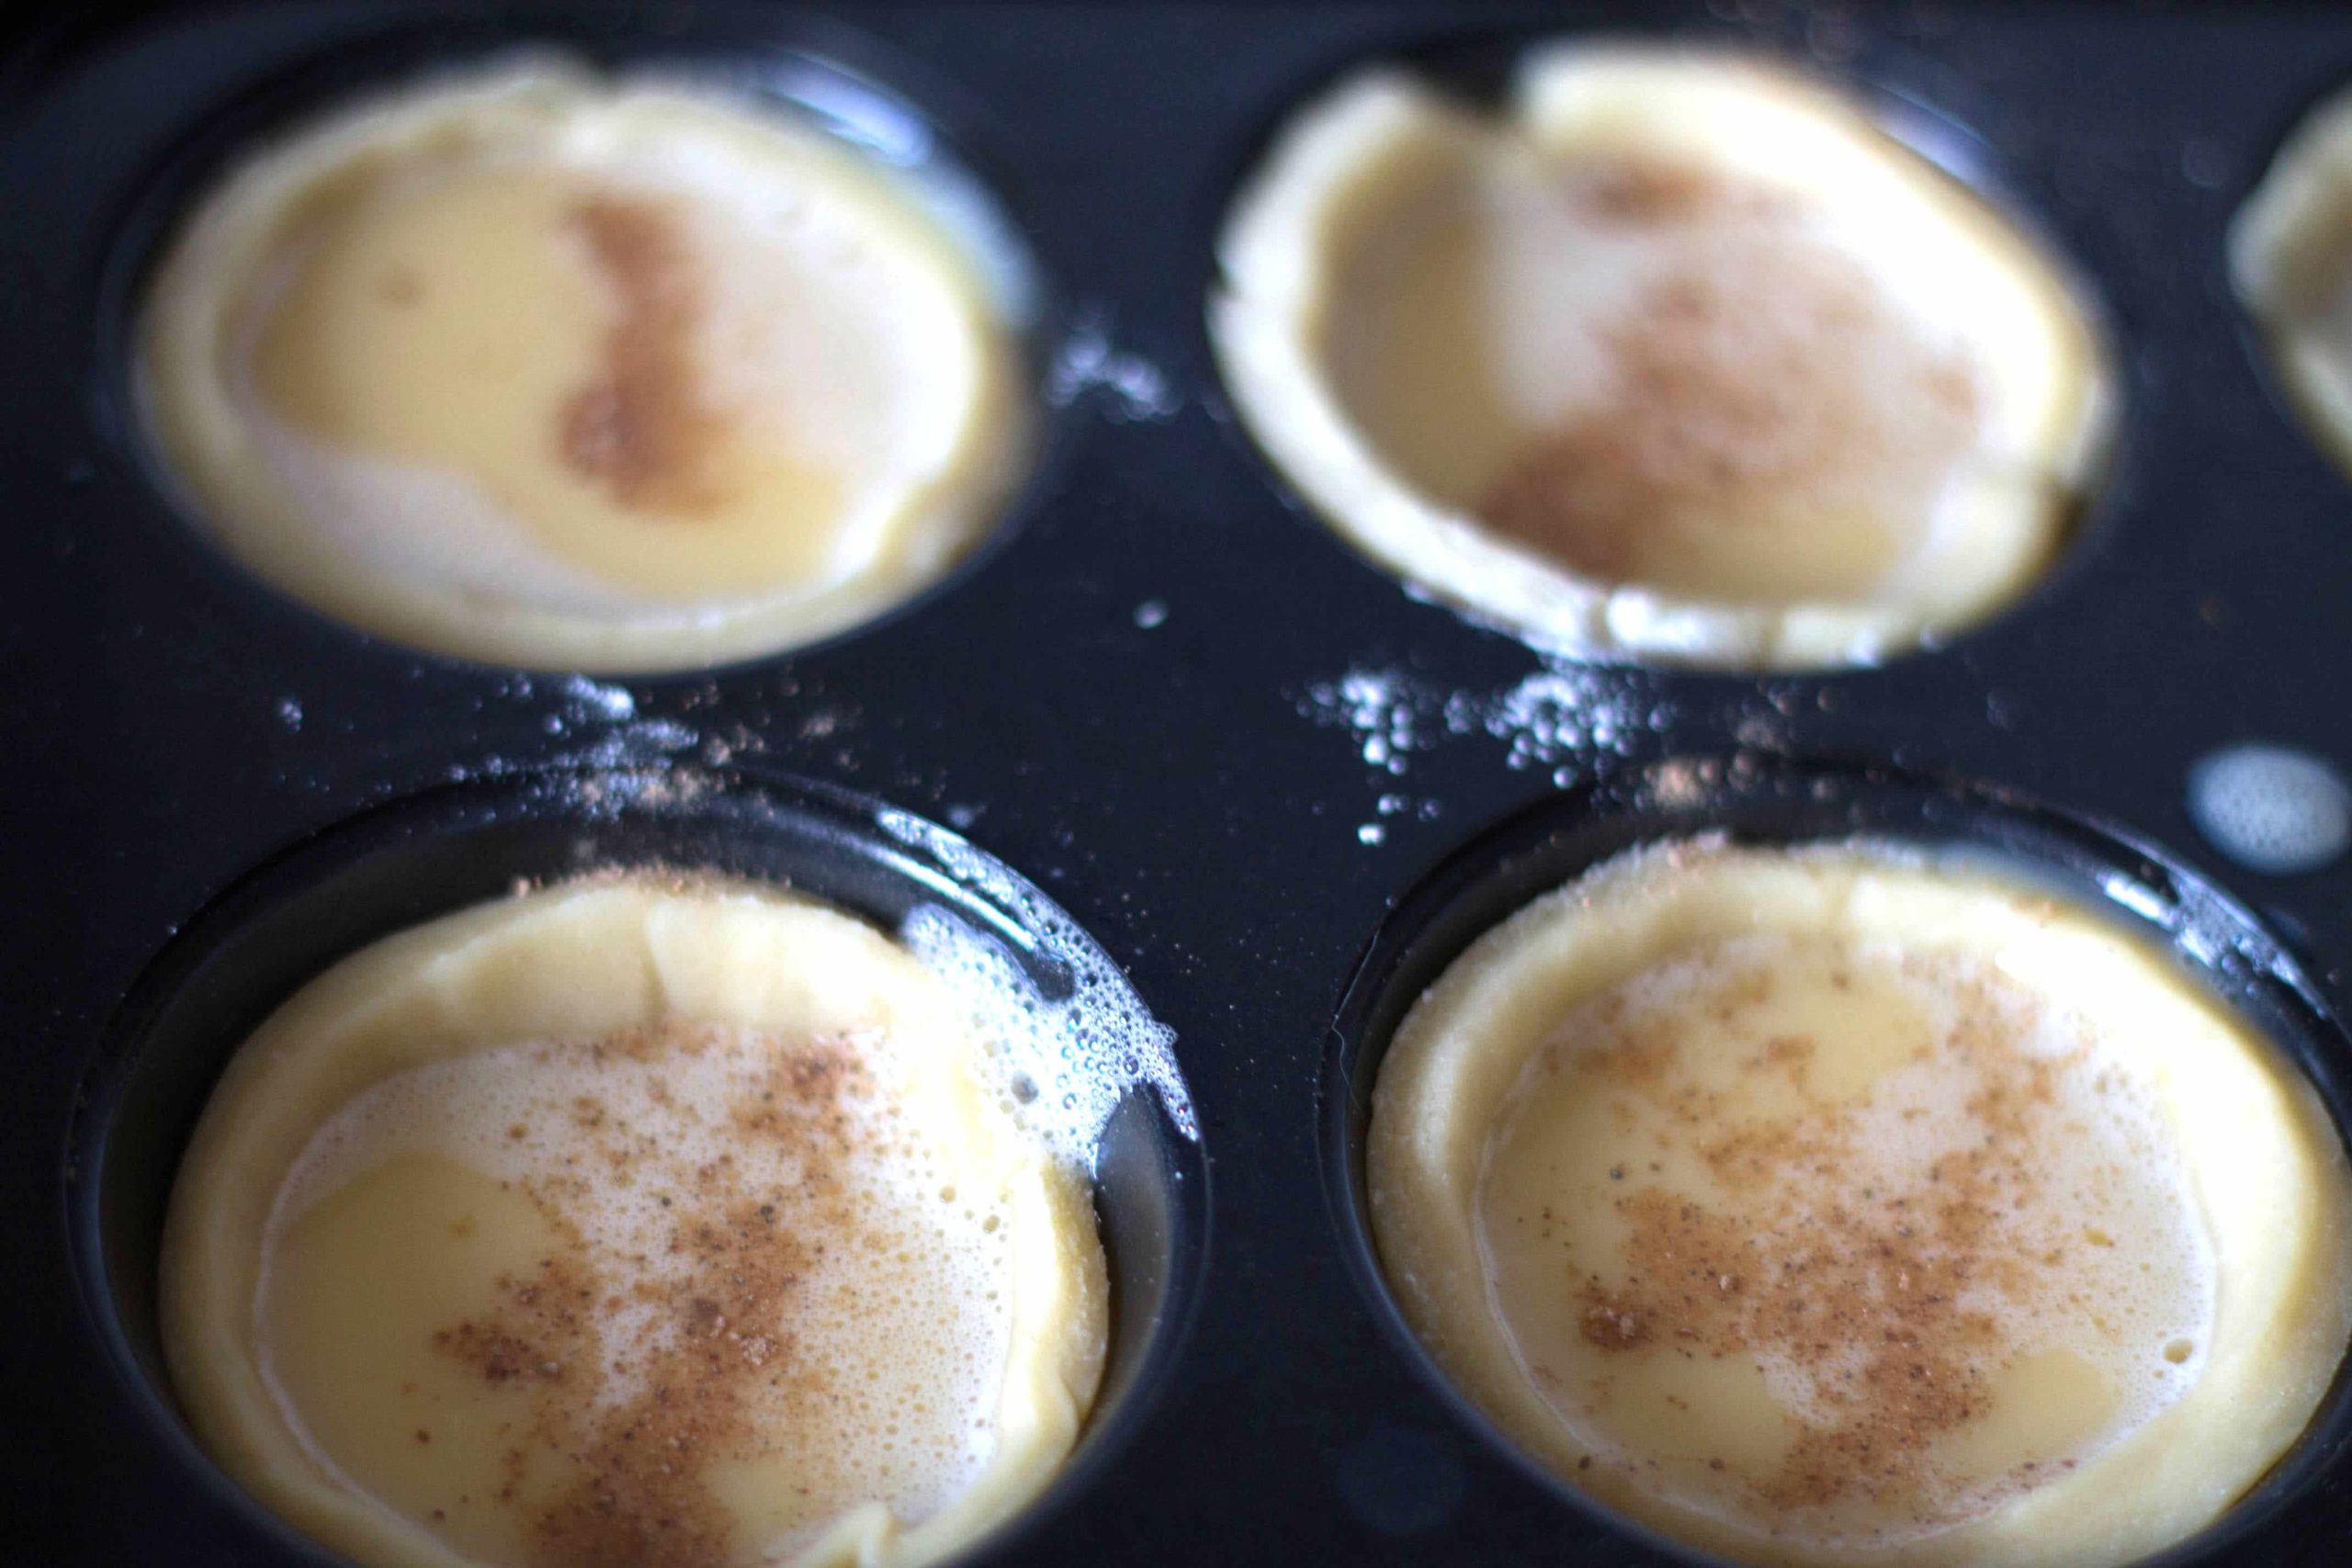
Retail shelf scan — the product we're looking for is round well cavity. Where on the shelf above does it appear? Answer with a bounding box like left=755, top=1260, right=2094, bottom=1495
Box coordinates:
left=1209, top=39, right=2114, bottom=671
left=107, top=12, right=1061, bottom=675
left=68, top=768, right=1204, bottom=1565
left=1323, top=754, right=2352, bottom=1565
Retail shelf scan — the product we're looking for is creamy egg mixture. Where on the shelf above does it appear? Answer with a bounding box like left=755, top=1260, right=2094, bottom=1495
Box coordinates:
left=141, top=63, right=1025, bottom=670
left=1213, top=48, right=2108, bottom=668
left=1369, top=842, right=2352, bottom=1565
left=163, top=879, right=1104, bottom=1568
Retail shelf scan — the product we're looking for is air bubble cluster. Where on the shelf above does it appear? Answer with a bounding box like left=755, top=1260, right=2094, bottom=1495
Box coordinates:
left=877, top=807, right=1197, bottom=1159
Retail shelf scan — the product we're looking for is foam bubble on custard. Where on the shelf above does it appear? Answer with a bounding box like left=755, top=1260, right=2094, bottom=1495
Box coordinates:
left=263, top=1021, right=1010, bottom=1559
left=877, top=807, right=1196, bottom=1154
left=1483, top=932, right=2216, bottom=1549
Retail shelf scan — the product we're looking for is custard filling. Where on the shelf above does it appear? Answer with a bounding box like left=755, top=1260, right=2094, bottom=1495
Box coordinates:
left=1212, top=47, right=2107, bottom=667
left=250, top=170, right=851, bottom=599
left=1368, top=842, right=2352, bottom=1566
left=164, top=879, right=1104, bottom=1568
left=1481, top=932, right=2205, bottom=1543
left=1326, top=158, right=1983, bottom=607
left=141, top=63, right=1024, bottom=671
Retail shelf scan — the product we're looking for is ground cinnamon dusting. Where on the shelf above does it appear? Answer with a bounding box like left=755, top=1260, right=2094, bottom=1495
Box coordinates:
left=1582, top=162, right=1758, bottom=223
left=1478, top=162, right=1981, bottom=590
left=1541, top=944, right=2107, bottom=1526
left=427, top=1023, right=877, bottom=1567
left=558, top=195, right=727, bottom=515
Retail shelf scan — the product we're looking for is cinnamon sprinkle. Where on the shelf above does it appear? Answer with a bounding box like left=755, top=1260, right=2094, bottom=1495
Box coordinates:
left=1539, top=942, right=2136, bottom=1528
left=427, top=1024, right=879, bottom=1567
left=1478, top=164, right=1982, bottom=592
left=558, top=195, right=726, bottom=516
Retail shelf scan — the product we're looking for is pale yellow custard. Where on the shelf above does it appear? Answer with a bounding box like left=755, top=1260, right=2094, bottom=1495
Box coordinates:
left=162, top=878, right=1104, bottom=1568
left=140, top=62, right=1024, bottom=671
left=2233, top=86, right=2352, bottom=483
left=1211, top=47, right=2108, bottom=668
left=1368, top=841, right=2352, bottom=1565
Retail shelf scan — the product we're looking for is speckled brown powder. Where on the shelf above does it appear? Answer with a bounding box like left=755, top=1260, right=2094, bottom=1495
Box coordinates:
left=1478, top=166, right=1982, bottom=591
left=558, top=196, right=725, bottom=516
left=1552, top=947, right=2107, bottom=1527
left=1581, top=162, right=1767, bottom=224
left=428, top=1023, right=879, bottom=1567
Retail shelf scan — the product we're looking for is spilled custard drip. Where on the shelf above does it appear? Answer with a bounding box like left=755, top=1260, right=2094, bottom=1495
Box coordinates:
left=1478, top=932, right=2211, bottom=1549
left=261, top=1021, right=1012, bottom=1567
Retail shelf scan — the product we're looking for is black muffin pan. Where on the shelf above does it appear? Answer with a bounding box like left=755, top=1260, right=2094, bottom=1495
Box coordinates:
left=9, top=2, right=2352, bottom=1563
